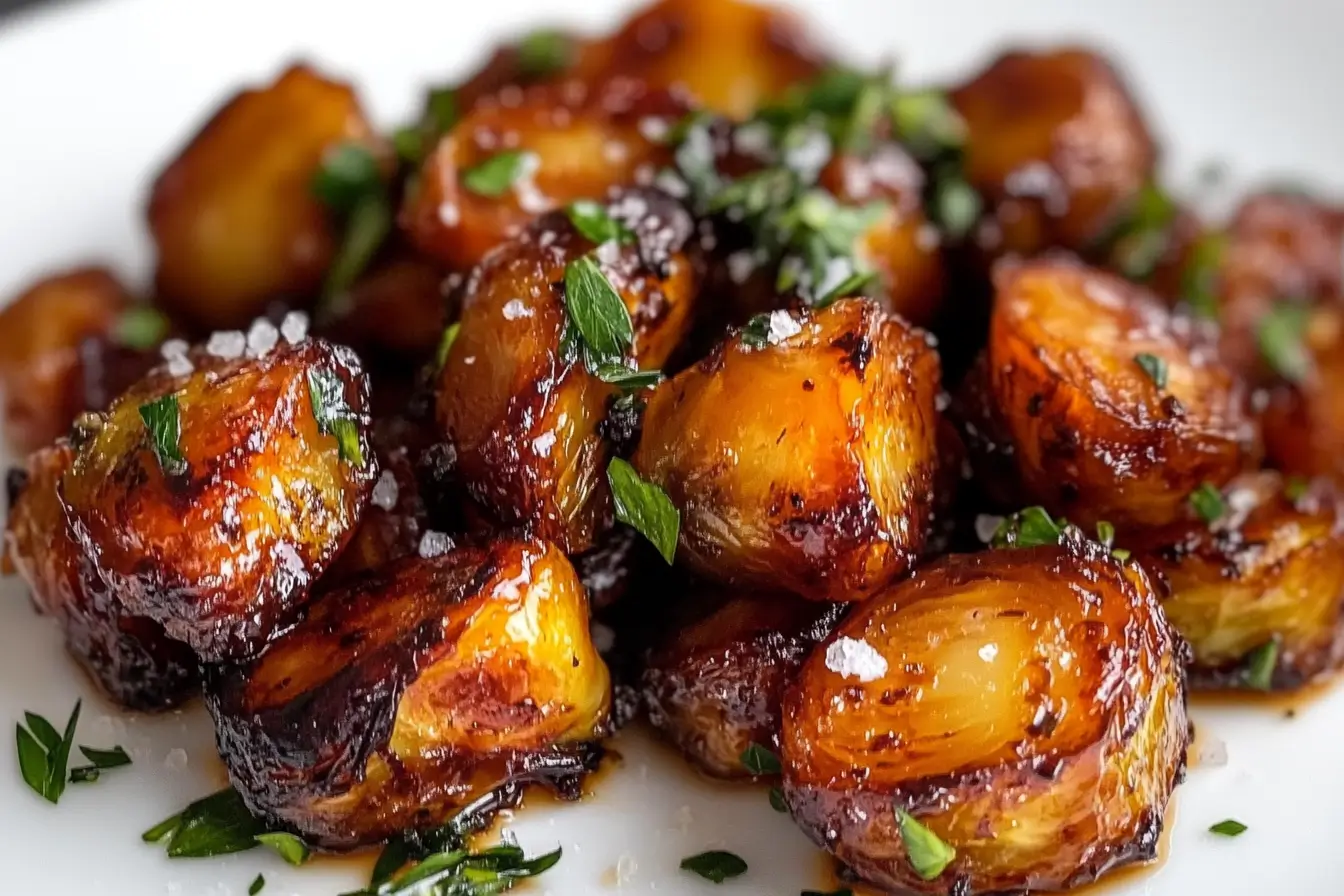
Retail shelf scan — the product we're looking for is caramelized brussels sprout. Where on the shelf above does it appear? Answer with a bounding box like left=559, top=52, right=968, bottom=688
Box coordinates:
left=435, top=190, right=701, bottom=553
left=643, top=590, right=843, bottom=777
left=782, top=543, right=1189, bottom=895
left=973, top=258, right=1256, bottom=529
left=0, top=268, right=133, bottom=454
left=579, top=0, right=827, bottom=119
left=633, top=299, right=940, bottom=601
left=951, top=48, right=1156, bottom=256
left=60, top=336, right=377, bottom=661
left=3, top=443, right=197, bottom=710
left=1130, top=472, right=1344, bottom=688
left=149, top=64, right=378, bottom=331
left=402, top=81, right=684, bottom=272
left=205, top=539, right=610, bottom=849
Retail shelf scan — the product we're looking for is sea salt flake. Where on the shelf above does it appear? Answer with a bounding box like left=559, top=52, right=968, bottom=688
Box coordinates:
left=246, top=318, right=279, bottom=358
left=280, top=311, right=310, bottom=344
left=371, top=470, right=399, bottom=510
left=767, top=309, right=802, bottom=344
left=502, top=298, right=531, bottom=321
left=824, top=636, right=888, bottom=683
left=160, top=338, right=189, bottom=361
left=418, top=530, right=455, bottom=558
left=166, top=354, right=194, bottom=377
left=1199, top=735, right=1229, bottom=768
left=206, top=330, right=246, bottom=360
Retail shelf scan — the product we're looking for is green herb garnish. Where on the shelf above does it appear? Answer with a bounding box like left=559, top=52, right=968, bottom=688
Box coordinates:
left=1284, top=475, right=1310, bottom=503
left=15, top=701, right=80, bottom=804
left=114, top=306, right=170, bottom=350
left=896, top=808, right=956, bottom=881
left=139, top=394, right=186, bottom=476
left=517, top=29, right=575, bottom=78
left=1257, top=302, right=1312, bottom=383
left=307, top=368, right=365, bottom=467
left=680, top=850, right=748, bottom=884
left=323, top=191, right=393, bottom=304
left=1189, top=482, right=1227, bottom=524
left=931, top=173, right=981, bottom=240
left=991, top=507, right=1063, bottom=549
left=248, top=874, right=265, bottom=896
left=564, top=255, right=634, bottom=365
left=255, top=832, right=311, bottom=866
left=740, top=314, right=772, bottom=350
left=768, top=787, right=787, bottom=813
left=566, top=200, right=635, bottom=245
left=1134, top=353, right=1168, bottom=389
left=346, top=842, right=563, bottom=896
left=1209, top=819, right=1248, bottom=837
left=1182, top=231, right=1225, bottom=319
left=1102, top=183, right=1177, bottom=281
left=143, top=787, right=267, bottom=858
left=69, top=743, right=132, bottom=784
left=312, top=143, right=382, bottom=213
left=607, top=458, right=679, bottom=564
left=891, top=89, right=966, bottom=161
left=1096, top=520, right=1116, bottom=548
left=739, top=743, right=781, bottom=776
left=462, top=150, right=534, bottom=197
left=1244, top=640, right=1279, bottom=691
left=436, top=322, right=461, bottom=371
left=593, top=364, right=663, bottom=391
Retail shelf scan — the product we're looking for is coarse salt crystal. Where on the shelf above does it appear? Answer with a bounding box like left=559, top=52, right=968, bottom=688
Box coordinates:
left=824, top=636, right=888, bottom=683
left=166, top=354, right=194, bottom=377
left=160, top=338, right=189, bottom=361
left=975, top=514, right=1005, bottom=543
left=502, top=298, right=531, bottom=320
left=371, top=470, right=399, bottom=510
left=532, top=431, right=557, bottom=457
left=595, top=240, right=621, bottom=265
left=438, top=202, right=461, bottom=227
left=1198, top=735, right=1229, bottom=768
left=280, top=310, right=309, bottom=344
left=726, top=250, right=758, bottom=284
left=206, top=330, right=246, bottom=360
left=767, top=309, right=802, bottom=344
left=246, top=318, right=279, bottom=358
left=418, top=530, right=455, bottom=559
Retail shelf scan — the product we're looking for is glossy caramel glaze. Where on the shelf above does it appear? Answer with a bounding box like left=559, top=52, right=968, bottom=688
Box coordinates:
left=952, top=48, right=1156, bottom=258
left=974, top=258, right=1257, bottom=529
left=634, top=298, right=940, bottom=601
left=1130, top=471, right=1344, bottom=689
left=402, top=80, right=686, bottom=272
left=60, top=337, right=377, bottom=661
left=205, top=539, right=610, bottom=849
left=643, top=590, right=844, bottom=777
left=3, top=443, right=197, bottom=710
left=435, top=189, right=702, bottom=553
left=0, top=268, right=133, bottom=454
left=782, top=542, right=1189, bottom=895
left=149, top=64, right=379, bottom=331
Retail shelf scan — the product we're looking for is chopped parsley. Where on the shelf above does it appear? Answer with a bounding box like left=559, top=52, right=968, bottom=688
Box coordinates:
left=680, top=850, right=748, bottom=884
left=143, top=787, right=267, bottom=858
left=891, top=89, right=966, bottom=161
left=69, top=744, right=132, bottom=784
left=895, top=809, right=956, bottom=881
left=1100, top=182, right=1177, bottom=281
left=991, top=506, right=1063, bottom=549
left=462, top=150, right=534, bottom=197
left=1189, top=482, right=1227, bottom=524
left=139, top=393, right=187, bottom=477
left=1257, top=301, right=1312, bottom=383
left=248, top=875, right=265, bottom=896
left=312, top=143, right=392, bottom=309
left=516, top=29, right=575, bottom=79
left=1134, top=352, right=1168, bottom=389
left=740, top=313, right=772, bottom=349
left=394, top=86, right=459, bottom=165
left=1284, top=475, right=1310, bottom=503
left=436, top=322, right=461, bottom=371
left=1181, top=231, right=1225, bottom=319
left=1209, top=819, right=1248, bottom=837
left=311, top=143, right=382, bottom=213
left=607, top=458, right=679, bottom=565
left=930, top=172, right=981, bottom=240
left=739, top=743, right=781, bottom=776
left=564, top=255, right=634, bottom=365
left=768, top=787, right=787, bottom=813
left=255, top=832, right=311, bottom=866
left=306, top=367, right=365, bottom=467
left=345, top=841, right=563, bottom=896
left=1096, top=520, right=1116, bottom=548
left=566, top=200, right=635, bottom=245
left=592, top=364, right=663, bottom=392
left=15, top=701, right=80, bottom=804
left=1243, top=640, right=1279, bottom=691
left=113, top=306, right=170, bottom=350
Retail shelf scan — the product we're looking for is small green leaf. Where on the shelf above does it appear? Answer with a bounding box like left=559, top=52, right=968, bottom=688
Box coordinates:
left=1096, top=520, right=1116, bottom=548
left=1182, top=231, right=1225, bottom=319
left=1284, top=475, right=1310, bottom=502
left=1189, top=482, right=1227, bottom=524
left=768, top=787, right=787, bottom=813
left=255, top=832, right=311, bottom=866
left=607, top=459, right=679, bottom=565
left=891, top=89, right=966, bottom=160
left=312, top=143, right=382, bottom=213
left=462, top=150, right=534, bottom=197
left=248, top=874, right=265, bottom=896
left=564, top=255, right=634, bottom=364
left=896, top=808, right=956, bottom=881
left=162, top=788, right=267, bottom=858
left=139, top=394, right=187, bottom=476
left=307, top=368, right=365, bottom=468
left=142, top=811, right=183, bottom=843
left=740, top=314, right=772, bottom=350
left=371, top=837, right=413, bottom=885
left=517, top=29, right=575, bottom=78
left=991, top=506, right=1062, bottom=549
left=593, top=364, right=663, bottom=391
left=566, top=200, right=635, bottom=245
left=1257, top=302, right=1312, bottom=383
left=679, top=850, right=748, bottom=884
left=436, top=322, right=461, bottom=371
left=45, top=700, right=80, bottom=805
left=16, top=724, right=49, bottom=800
left=79, top=744, right=132, bottom=770
left=114, top=306, right=171, bottom=350
left=1209, top=819, right=1248, bottom=837
left=23, top=713, right=61, bottom=753
left=1111, top=548, right=1132, bottom=562
left=1243, top=640, right=1279, bottom=691
left=323, top=190, right=393, bottom=303
left=739, top=743, right=781, bottom=776
left=69, top=766, right=100, bottom=783
left=424, top=88, right=459, bottom=143
left=1134, top=353, right=1168, bottom=389
left=931, top=173, right=981, bottom=240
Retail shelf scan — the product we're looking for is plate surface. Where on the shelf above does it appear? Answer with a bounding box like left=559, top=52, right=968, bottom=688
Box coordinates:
left=2, top=1, right=1342, bottom=894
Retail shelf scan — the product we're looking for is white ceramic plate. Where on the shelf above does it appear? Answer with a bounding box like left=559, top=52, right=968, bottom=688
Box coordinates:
left=3, top=1, right=1343, bottom=893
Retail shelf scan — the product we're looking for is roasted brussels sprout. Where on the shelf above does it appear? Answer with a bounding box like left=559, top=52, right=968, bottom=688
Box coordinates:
left=402, top=81, right=685, bottom=272
left=0, top=267, right=135, bottom=454
left=205, top=539, right=610, bottom=849
left=643, top=589, right=843, bottom=777
left=3, top=443, right=197, bottom=710
left=435, top=189, right=701, bottom=553
left=951, top=48, right=1156, bottom=257
left=60, top=334, right=377, bottom=661
left=968, top=258, right=1257, bottom=529
left=781, top=543, right=1189, bottom=895
left=1130, top=472, right=1344, bottom=688
left=579, top=0, right=827, bottom=119
left=633, top=298, right=940, bottom=601
left=149, top=64, right=379, bottom=331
